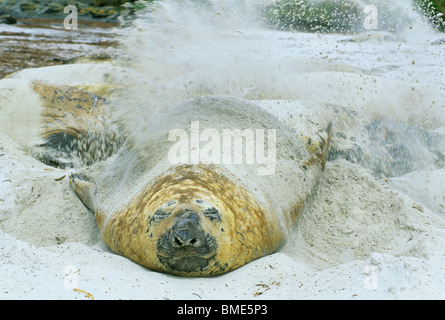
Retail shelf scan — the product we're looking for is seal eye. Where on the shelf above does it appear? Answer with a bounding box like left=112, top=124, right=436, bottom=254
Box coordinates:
left=203, top=207, right=221, bottom=222
left=150, top=210, right=171, bottom=223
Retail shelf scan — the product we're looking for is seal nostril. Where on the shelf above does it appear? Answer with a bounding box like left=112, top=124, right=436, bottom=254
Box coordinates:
left=174, top=236, right=183, bottom=246
left=173, top=234, right=199, bottom=247
left=169, top=210, right=205, bottom=248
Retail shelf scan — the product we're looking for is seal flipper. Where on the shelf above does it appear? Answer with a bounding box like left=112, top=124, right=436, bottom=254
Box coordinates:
left=70, top=173, right=96, bottom=211
left=39, top=129, right=80, bottom=168
left=32, top=82, right=123, bottom=168
left=301, top=121, right=332, bottom=171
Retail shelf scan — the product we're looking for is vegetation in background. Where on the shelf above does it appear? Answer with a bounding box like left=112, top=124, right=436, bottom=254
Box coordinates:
left=260, top=0, right=421, bottom=33
left=413, top=0, right=445, bottom=30
left=125, top=0, right=444, bottom=33
left=261, top=0, right=364, bottom=33
left=262, top=0, right=445, bottom=33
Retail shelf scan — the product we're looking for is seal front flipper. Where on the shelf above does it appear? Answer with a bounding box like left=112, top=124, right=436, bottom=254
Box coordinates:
left=70, top=173, right=96, bottom=211
left=32, top=82, right=123, bottom=168
left=301, top=121, right=332, bottom=171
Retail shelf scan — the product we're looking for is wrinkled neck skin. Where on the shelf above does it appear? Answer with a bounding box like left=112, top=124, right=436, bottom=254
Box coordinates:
left=96, top=164, right=284, bottom=277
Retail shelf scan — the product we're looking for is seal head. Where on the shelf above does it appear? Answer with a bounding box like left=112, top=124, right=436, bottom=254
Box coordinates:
left=156, top=206, right=218, bottom=273
left=81, top=164, right=283, bottom=277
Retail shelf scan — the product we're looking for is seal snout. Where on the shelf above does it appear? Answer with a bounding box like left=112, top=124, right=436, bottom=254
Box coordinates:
left=170, top=210, right=204, bottom=248
left=157, top=209, right=217, bottom=274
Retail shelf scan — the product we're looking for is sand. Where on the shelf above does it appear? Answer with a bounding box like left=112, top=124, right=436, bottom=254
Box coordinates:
left=1, top=128, right=445, bottom=299
left=1, top=2, right=445, bottom=298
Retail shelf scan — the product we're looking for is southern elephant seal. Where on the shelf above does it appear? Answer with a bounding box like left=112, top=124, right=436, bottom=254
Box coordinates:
left=70, top=96, right=332, bottom=276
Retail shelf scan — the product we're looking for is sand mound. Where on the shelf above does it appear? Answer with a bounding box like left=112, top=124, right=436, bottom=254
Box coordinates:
left=0, top=133, right=99, bottom=247
left=284, top=160, right=445, bottom=270
left=1, top=131, right=445, bottom=299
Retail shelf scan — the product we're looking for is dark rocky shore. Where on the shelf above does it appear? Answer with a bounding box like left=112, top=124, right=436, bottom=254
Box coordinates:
left=0, top=0, right=133, bottom=22
left=0, top=18, right=118, bottom=78
left=1, top=0, right=444, bottom=78
left=0, top=0, right=134, bottom=78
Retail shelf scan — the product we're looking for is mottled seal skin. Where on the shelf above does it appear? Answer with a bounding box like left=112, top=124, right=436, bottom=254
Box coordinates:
left=81, top=164, right=283, bottom=276
left=70, top=96, right=331, bottom=277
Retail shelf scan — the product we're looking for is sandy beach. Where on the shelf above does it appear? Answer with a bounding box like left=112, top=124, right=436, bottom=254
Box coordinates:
left=2, top=122, right=445, bottom=299
left=1, top=0, right=445, bottom=301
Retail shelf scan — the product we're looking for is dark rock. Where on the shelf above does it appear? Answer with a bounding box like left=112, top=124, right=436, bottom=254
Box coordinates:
left=0, top=14, right=16, bottom=24
left=0, top=0, right=132, bottom=22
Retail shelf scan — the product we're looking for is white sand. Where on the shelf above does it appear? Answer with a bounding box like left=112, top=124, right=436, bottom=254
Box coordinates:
left=1, top=129, right=445, bottom=300
left=2, top=5, right=445, bottom=297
